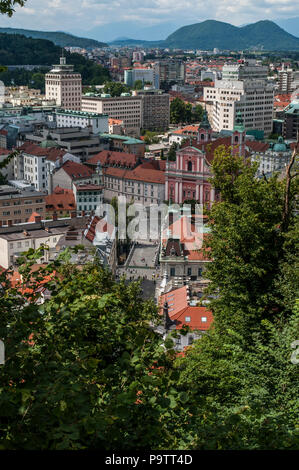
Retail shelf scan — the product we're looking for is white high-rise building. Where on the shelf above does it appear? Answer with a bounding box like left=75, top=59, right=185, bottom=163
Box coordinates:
left=45, top=54, right=82, bottom=111
left=204, top=60, right=274, bottom=136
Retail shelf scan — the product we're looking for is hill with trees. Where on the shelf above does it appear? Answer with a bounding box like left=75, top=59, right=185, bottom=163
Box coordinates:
left=0, top=27, right=107, bottom=49
left=165, top=20, right=299, bottom=51
left=0, top=33, right=110, bottom=90
left=116, top=20, right=299, bottom=51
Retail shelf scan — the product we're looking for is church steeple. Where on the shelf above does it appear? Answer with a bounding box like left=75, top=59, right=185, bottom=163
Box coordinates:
left=197, top=108, right=212, bottom=143
left=232, top=111, right=246, bottom=156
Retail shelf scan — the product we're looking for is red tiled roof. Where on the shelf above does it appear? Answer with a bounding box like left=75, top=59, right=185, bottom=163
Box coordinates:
left=246, top=141, right=269, bottom=153
left=127, top=165, right=165, bottom=184
left=172, top=125, right=199, bottom=135
left=27, top=212, right=41, bottom=223
left=45, top=187, right=76, bottom=212
left=172, top=306, right=213, bottom=331
left=60, top=160, right=94, bottom=179
left=18, top=142, right=66, bottom=161
left=105, top=163, right=165, bottom=184
left=84, top=215, right=114, bottom=243
left=84, top=215, right=101, bottom=243
left=108, top=118, right=124, bottom=125
left=0, top=148, right=10, bottom=155
left=87, top=150, right=138, bottom=168
left=159, top=286, right=213, bottom=331
left=160, top=286, right=189, bottom=317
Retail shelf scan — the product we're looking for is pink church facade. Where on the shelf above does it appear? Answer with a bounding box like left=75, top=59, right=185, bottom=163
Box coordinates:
left=165, top=111, right=246, bottom=205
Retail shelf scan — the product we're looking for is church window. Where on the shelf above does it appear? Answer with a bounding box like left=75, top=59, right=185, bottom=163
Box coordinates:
left=188, top=161, right=192, bottom=171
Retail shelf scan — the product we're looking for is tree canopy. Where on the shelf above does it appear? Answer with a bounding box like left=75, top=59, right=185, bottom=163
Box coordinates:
left=0, top=0, right=26, bottom=16
left=0, top=146, right=298, bottom=450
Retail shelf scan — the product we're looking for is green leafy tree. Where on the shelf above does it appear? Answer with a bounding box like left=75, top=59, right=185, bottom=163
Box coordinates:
left=0, top=0, right=26, bottom=16
left=133, top=80, right=143, bottom=90
left=192, top=104, right=204, bottom=123
left=170, top=97, right=187, bottom=124
left=173, top=145, right=299, bottom=450
left=0, top=250, right=188, bottom=450
left=103, top=82, right=131, bottom=97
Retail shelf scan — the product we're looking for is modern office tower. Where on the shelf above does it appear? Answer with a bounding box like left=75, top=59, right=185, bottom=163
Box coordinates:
left=45, top=53, right=82, bottom=110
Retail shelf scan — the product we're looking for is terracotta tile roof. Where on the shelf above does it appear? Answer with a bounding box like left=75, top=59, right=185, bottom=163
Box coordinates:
left=172, top=306, right=213, bottom=330
left=45, top=187, right=76, bottom=212
left=141, top=159, right=166, bottom=171
left=128, top=165, right=165, bottom=184
left=159, top=286, right=213, bottom=331
left=84, top=215, right=101, bottom=243
left=87, top=150, right=138, bottom=168
left=60, top=160, right=94, bottom=179
left=105, top=163, right=165, bottom=184
left=0, top=148, right=10, bottom=155
left=160, top=286, right=189, bottom=316
left=18, top=142, right=66, bottom=161
left=108, top=118, right=124, bottom=125
left=172, top=125, right=199, bottom=135
left=162, top=216, right=211, bottom=260
left=246, top=141, right=269, bottom=153
left=27, top=212, right=41, bottom=223
left=84, top=215, right=114, bottom=244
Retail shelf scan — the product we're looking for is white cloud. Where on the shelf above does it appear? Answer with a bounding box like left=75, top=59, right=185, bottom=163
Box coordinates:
left=0, top=0, right=297, bottom=33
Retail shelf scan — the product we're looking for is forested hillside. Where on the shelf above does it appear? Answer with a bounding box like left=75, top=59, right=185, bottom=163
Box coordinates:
left=0, top=33, right=110, bottom=90
left=0, top=27, right=107, bottom=48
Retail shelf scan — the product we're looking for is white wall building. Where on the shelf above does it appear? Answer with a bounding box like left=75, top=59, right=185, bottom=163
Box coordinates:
left=81, top=94, right=142, bottom=136
left=50, top=109, right=109, bottom=134
left=45, top=55, right=82, bottom=111
left=204, top=73, right=274, bottom=136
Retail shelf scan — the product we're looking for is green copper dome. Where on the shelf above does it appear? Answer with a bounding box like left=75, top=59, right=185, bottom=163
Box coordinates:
left=273, top=136, right=287, bottom=152
left=40, top=134, right=59, bottom=148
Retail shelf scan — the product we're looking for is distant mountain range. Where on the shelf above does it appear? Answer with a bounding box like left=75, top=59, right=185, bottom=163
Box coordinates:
left=109, top=20, right=299, bottom=51
left=274, top=17, right=299, bottom=37
left=0, top=27, right=107, bottom=49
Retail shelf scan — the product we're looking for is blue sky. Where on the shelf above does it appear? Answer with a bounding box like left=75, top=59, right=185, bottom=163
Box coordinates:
left=0, top=0, right=298, bottom=41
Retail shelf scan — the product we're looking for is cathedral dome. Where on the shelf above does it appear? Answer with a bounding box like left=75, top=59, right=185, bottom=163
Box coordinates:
left=273, top=136, right=287, bottom=152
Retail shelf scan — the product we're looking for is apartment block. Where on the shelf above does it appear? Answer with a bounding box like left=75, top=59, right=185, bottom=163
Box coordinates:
left=137, top=89, right=170, bottom=131
left=45, top=55, right=82, bottom=111
left=50, top=109, right=109, bottom=134
left=154, top=60, right=185, bottom=87
left=81, top=94, right=142, bottom=136
left=204, top=76, right=274, bottom=136
left=0, top=185, right=46, bottom=226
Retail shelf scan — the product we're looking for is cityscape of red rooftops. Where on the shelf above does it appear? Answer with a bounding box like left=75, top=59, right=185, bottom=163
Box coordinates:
left=0, top=0, right=298, bottom=453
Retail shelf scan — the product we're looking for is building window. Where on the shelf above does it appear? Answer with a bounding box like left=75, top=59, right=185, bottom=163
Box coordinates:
left=198, top=268, right=202, bottom=277
left=185, top=316, right=191, bottom=322
left=188, top=161, right=192, bottom=171
left=187, top=268, right=192, bottom=276
left=170, top=267, right=175, bottom=277
left=201, top=317, right=207, bottom=322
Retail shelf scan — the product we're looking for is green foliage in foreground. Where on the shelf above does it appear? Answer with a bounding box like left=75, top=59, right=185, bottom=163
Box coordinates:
left=0, top=251, right=188, bottom=450
left=0, top=146, right=298, bottom=450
